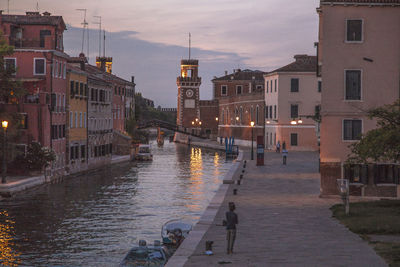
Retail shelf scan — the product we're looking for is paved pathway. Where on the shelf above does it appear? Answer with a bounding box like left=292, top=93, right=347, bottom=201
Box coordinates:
left=183, top=151, right=387, bottom=267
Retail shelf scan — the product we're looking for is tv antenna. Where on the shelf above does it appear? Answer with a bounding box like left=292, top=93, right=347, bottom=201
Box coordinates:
left=188, top=32, right=191, bottom=60
left=76, top=9, right=88, bottom=56
left=36, top=2, right=39, bottom=12
left=93, top=16, right=102, bottom=58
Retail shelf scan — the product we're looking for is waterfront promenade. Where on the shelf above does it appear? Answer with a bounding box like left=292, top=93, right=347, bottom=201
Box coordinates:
left=169, top=150, right=387, bottom=266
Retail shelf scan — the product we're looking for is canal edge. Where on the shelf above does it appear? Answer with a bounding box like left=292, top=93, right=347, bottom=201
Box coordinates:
left=165, top=149, right=244, bottom=267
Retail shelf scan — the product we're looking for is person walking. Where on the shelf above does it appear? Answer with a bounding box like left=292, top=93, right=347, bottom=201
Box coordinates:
left=282, top=148, right=288, bottom=165
left=276, top=141, right=281, bottom=153
left=226, top=202, right=238, bottom=254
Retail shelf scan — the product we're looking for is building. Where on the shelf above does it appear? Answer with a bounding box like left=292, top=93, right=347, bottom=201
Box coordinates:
left=66, top=60, right=88, bottom=174
left=264, top=55, right=319, bottom=151
left=0, top=11, right=68, bottom=176
left=317, top=0, right=400, bottom=196
left=85, top=64, right=113, bottom=169
left=213, top=69, right=265, bottom=146
left=176, top=59, right=201, bottom=133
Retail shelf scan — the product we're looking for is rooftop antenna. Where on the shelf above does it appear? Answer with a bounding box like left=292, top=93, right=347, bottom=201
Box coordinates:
left=76, top=9, right=88, bottom=54
left=36, top=2, right=39, bottom=12
left=93, top=16, right=102, bottom=58
left=103, top=29, right=106, bottom=57
left=188, top=32, right=191, bottom=60
left=87, top=21, right=90, bottom=61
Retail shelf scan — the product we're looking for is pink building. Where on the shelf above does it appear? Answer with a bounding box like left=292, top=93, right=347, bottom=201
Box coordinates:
left=264, top=55, right=320, bottom=151
left=0, top=11, right=68, bottom=176
left=317, top=0, right=400, bottom=196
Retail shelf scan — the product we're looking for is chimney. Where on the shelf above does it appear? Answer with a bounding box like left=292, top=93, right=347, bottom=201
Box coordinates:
left=294, top=54, right=309, bottom=63
left=78, top=53, right=87, bottom=70
left=224, top=70, right=228, bottom=76
left=131, top=76, right=135, bottom=83
left=26, top=11, right=40, bottom=16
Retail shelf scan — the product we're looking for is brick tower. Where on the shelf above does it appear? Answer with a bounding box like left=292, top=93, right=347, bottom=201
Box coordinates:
left=176, top=59, right=201, bottom=129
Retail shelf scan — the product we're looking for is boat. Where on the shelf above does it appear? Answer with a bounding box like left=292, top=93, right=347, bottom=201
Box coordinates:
left=161, top=219, right=192, bottom=248
left=135, top=144, right=153, bottom=161
left=120, top=240, right=171, bottom=267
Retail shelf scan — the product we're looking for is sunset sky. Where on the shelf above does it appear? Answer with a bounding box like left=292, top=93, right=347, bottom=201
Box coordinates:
left=4, top=0, right=320, bottom=107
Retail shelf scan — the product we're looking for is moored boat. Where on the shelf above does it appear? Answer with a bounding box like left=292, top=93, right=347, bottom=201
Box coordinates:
left=120, top=240, right=171, bottom=267
left=134, top=144, right=153, bottom=161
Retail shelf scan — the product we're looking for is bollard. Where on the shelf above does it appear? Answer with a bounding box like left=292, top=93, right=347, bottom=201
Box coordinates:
left=237, top=180, right=241, bottom=185
left=233, top=189, right=237, bottom=195
left=244, top=160, right=247, bottom=164
left=283, top=155, right=287, bottom=165
left=240, top=174, right=243, bottom=179
left=243, top=164, right=246, bottom=168
left=205, top=241, right=214, bottom=255
left=242, top=169, right=245, bottom=173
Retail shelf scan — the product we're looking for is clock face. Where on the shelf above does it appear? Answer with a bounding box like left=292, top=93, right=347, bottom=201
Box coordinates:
left=186, top=89, right=194, bottom=98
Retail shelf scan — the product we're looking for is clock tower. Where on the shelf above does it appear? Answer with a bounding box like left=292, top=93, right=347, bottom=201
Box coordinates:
left=176, top=59, right=201, bottom=129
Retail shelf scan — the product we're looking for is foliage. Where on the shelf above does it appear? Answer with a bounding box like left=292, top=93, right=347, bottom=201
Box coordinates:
left=14, top=142, right=56, bottom=171
left=0, top=31, right=24, bottom=101
left=347, top=100, right=400, bottom=164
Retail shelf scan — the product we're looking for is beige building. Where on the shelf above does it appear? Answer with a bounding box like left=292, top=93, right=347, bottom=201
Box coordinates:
left=264, top=55, right=320, bottom=151
left=66, top=66, right=88, bottom=174
left=318, top=0, right=400, bottom=196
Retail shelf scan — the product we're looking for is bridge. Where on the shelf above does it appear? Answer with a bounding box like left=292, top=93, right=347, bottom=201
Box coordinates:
left=137, top=119, right=207, bottom=139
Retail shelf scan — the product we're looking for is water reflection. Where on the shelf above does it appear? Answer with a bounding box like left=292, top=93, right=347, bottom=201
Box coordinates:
left=0, top=211, right=20, bottom=267
left=0, top=142, right=232, bottom=266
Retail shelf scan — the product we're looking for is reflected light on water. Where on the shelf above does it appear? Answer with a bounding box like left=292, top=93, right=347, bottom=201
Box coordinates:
left=213, top=152, right=221, bottom=184
left=186, top=147, right=204, bottom=212
left=0, top=211, right=20, bottom=267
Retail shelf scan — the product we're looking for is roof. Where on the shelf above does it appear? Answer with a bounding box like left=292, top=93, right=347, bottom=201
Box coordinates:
left=268, top=55, right=317, bottom=74
left=212, top=69, right=266, bottom=81
left=1, top=13, right=66, bottom=29
left=320, top=0, right=400, bottom=5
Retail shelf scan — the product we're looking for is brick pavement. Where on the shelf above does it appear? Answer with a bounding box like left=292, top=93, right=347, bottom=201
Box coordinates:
left=182, top=151, right=387, bottom=267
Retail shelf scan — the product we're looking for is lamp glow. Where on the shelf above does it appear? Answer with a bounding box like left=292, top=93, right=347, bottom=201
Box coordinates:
left=290, top=120, right=297, bottom=125
left=1, top=121, right=8, bottom=129
left=250, top=121, right=255, bottom=127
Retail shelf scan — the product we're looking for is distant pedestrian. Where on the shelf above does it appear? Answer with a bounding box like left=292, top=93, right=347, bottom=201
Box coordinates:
left=282, top=141, right=286, bottom=150
left=282, top=149, right=288, bottom=165
left=226, top=202, right=238, bottom=254
left=276, top=141, right=281, bottom=153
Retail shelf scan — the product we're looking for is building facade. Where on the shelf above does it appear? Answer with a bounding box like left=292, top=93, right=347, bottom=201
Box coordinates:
left=66, top=65, right=88, bottom=174
left=264, top=55, right=320, bottom=151
left=318, top=0, right=400, bottom=196
left=213, top=69, right=265, bottom=146
left=0, top=11, right=68, bottom=176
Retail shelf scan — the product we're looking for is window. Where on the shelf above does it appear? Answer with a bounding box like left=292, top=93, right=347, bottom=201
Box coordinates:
left=345, top=70, right=361, bottom=100
left=75, top=82, right=79, bottom=95
left=79, top=112, right=82, bottom=128
left=18, top=113, right=28, bottom=129
left=291, top=133, right=298, bottom=146
left=75, top=112, right=78, bottom=128
left=54, top=60, right=58, bottom=77
left=70, top=146, right=75, bottom=160
left=221, top=85, right=227, bottom=96
left=85, top=84, right=88, bottom=96
left=346, top=19, right=362, bottom=42
left=58, top=62, right=62, bottom=77
left=63, top=63, right=67, bottom=79
left=84, top=112, right=87, bottom=128
left=343, top=119, right=362, bottom=140
left=269, top=106, right=272, bottom=119
left=250, top=107, right=254, bottom=122
left=34, top=58, right=46, bottom=75
left=70, top=112, right=73, bottom=128
left=274, top=79, right=277, bottom=92
left=256, top=106, right=259, bottom=125
left=274, top=105, right=277, bottom=119
left=4, top=58, right=16, bottom=74
left=70, top=81, right=74, bottom=96
left=290, top=104, right=298, bottom=118
left=81, top=145, right=86, bottom=158
left=239, top=107, right=243, bottom=124
left=58, top=125, right=62, bottom=138
left=236, top=85, right=242, bottom=95
left=318, top=81, right=322, bottom=92
left=80, top=83, right=84, bottom=96
left=291, top=78, right=299, bottom=92
left=265, top=106, right=269, bottom=119
left=270, top=80, right=272, bottom=92
left=266, top=80, right=269, bottom=93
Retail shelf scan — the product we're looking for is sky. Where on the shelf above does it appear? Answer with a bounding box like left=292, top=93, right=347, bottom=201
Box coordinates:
left=4, top=0, right=320, bottom=107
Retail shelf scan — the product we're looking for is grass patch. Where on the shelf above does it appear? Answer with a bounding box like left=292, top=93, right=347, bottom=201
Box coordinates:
left=331, top=199, right=400, bottom=266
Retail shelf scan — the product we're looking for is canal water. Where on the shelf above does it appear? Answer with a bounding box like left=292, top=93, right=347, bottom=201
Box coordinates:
left=0, top=141, right=233, bottom=266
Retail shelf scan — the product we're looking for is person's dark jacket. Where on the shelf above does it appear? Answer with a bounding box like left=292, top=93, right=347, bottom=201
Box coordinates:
left=225, top=211, right=238, bottom=230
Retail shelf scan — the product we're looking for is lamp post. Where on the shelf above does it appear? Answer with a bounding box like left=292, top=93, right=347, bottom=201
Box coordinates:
left=2, top=120, right=8, bottom=184
left=250, top=121, right=254, bottom=160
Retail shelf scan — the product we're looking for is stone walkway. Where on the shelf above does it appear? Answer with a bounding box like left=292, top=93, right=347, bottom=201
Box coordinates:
left=182, top=151, right=387, bottom=267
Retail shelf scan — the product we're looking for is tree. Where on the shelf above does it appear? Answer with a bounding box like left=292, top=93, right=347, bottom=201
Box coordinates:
left=13, top=142, right=56, bottom=171
left=347, top=99, right=400, bottom=164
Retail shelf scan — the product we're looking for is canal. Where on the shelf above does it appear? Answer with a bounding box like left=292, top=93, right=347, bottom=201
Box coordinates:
left=0, top=141, right=233, bottom=266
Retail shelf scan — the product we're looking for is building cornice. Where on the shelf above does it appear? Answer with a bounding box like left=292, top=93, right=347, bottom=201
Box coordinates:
left=320, top=1, right=400, bottom=6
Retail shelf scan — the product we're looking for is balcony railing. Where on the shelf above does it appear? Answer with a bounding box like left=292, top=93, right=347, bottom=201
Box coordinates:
left=344, top=163, right=400, bottom=184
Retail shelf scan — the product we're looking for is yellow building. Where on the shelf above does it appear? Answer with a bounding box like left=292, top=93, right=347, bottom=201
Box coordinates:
left=66, top=66, right=88, bottom=174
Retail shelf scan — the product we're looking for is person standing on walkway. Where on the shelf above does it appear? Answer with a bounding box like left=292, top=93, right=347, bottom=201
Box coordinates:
left=282, top=148, right=288, bottom=165
left=226, top=202, right=238, bottom=254
left=276, top=141, right=281, bottom=153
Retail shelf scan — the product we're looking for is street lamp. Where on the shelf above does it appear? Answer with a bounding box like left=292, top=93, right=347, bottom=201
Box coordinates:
left=215, top=117, right=218, bottom=121
left=2, top=120, right=8, bottom=184
left=250, top=121, right=254, bottom=160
